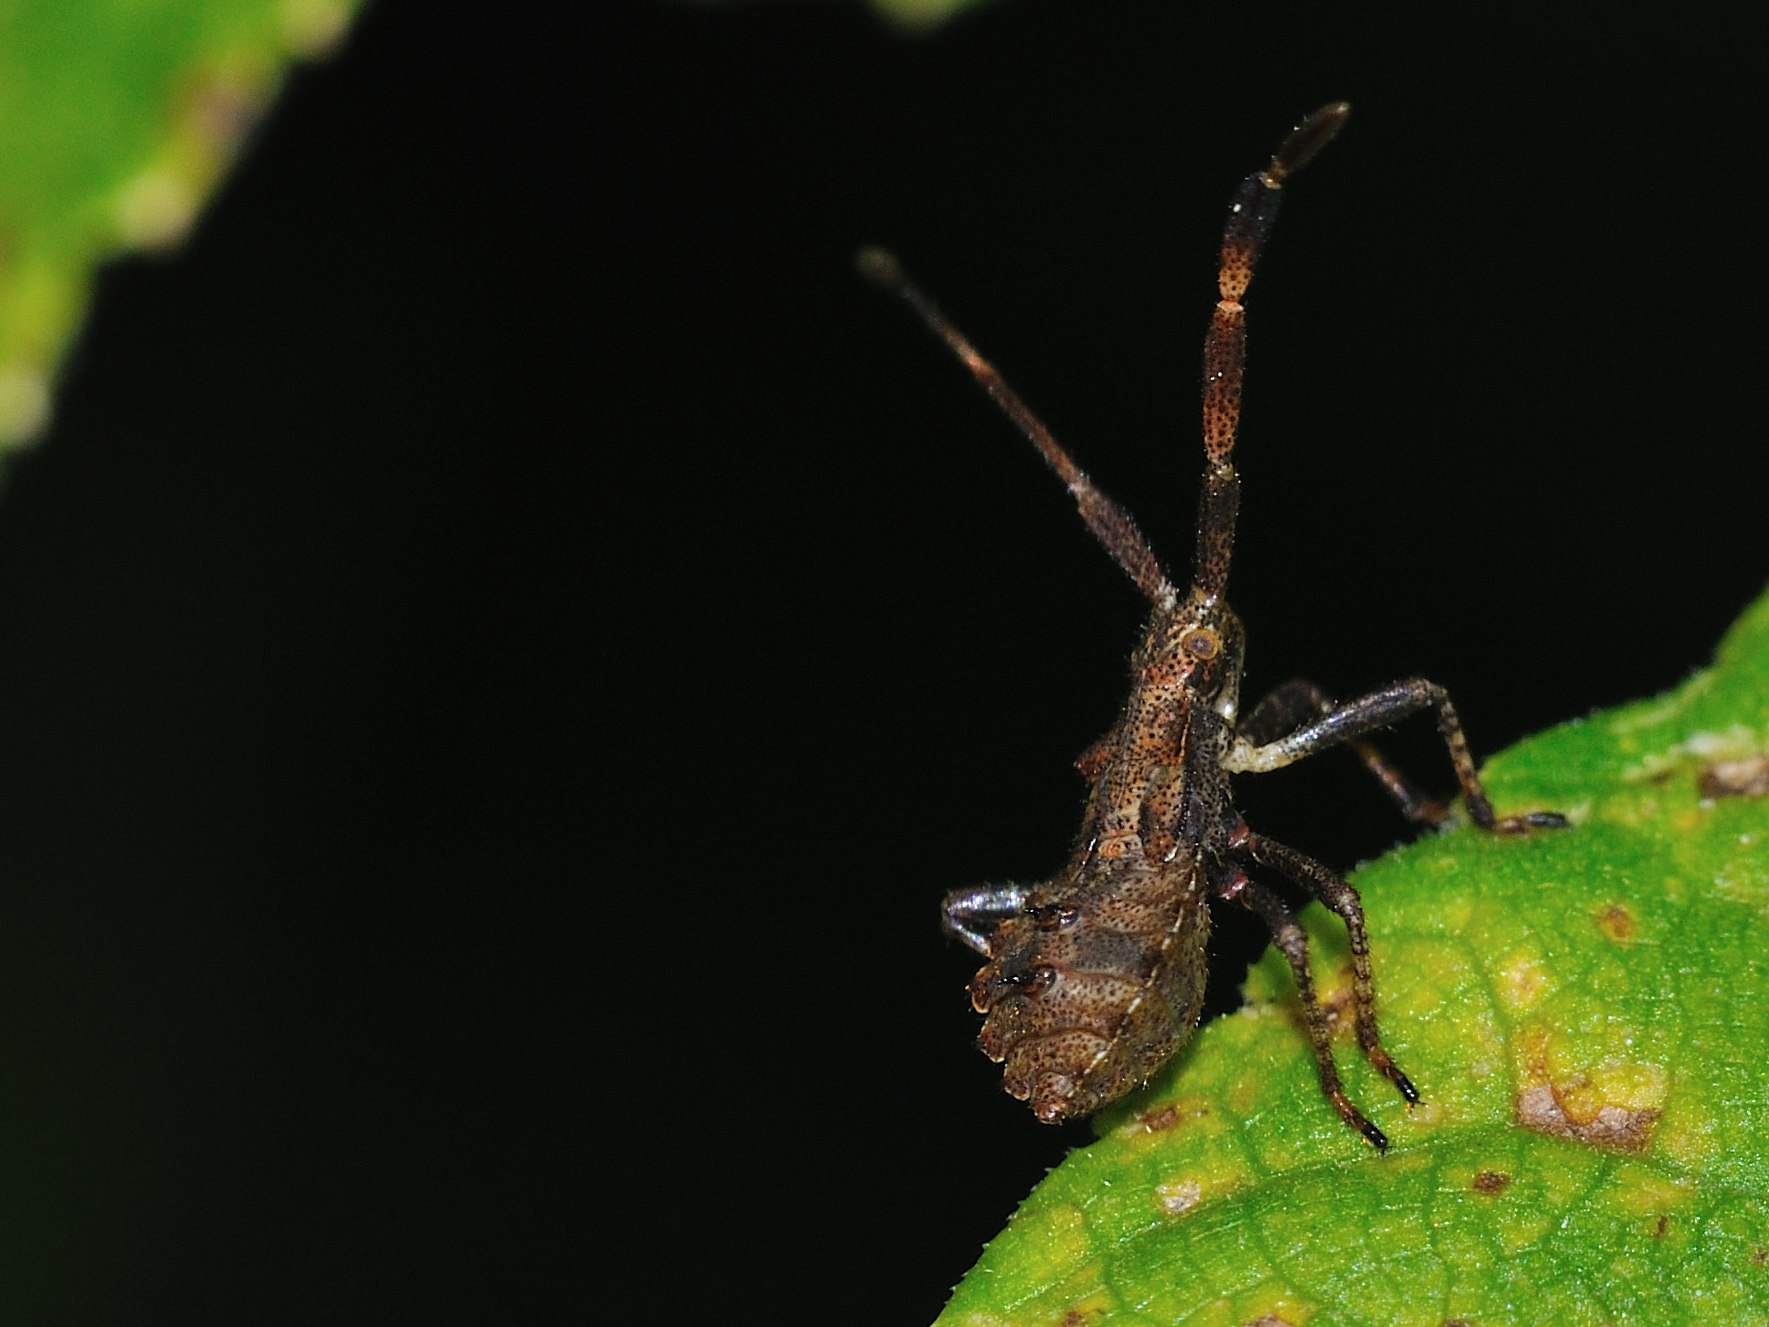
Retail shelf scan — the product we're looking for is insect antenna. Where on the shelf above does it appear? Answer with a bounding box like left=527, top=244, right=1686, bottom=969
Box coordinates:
left=857, top=246, right=1175, bottom=607
left=1194, top=100, right=1350, bottom=604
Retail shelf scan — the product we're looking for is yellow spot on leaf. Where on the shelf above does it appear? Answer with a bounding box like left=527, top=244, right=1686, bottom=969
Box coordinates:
left=0, top=368, right=50, bottom=444
left=1671, top=806, right=1705, bottom=833
left=1680, top=725, right=1763, bottom=759
left=1422, top=880, right=1476, bottom=932
left=1654, top=1095, right=1714, bottom=1166
left=1610, top=1164, right=1692, bottom=1216
left=1497, top=949, right=1550, bottom=1011
left=1407, top=1099, right=1451, bottom=1131
left=1008, top=1203, right=1092, bottom=1288
left=1225, top=1071, right=1265, bottom=1117
left=115, top=170, right=200, bottom=249
left=281, top=0, right=353, bottom=54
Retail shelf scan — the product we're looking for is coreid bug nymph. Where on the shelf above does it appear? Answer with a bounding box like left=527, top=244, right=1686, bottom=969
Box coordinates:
left=860, top=103, right=1567, bottom=1151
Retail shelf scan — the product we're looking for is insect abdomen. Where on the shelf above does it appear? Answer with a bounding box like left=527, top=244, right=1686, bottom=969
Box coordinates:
left=971, top=863, right=1211, bottom=1122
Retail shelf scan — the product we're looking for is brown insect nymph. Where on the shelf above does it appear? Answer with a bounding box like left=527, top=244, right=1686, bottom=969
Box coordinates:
left=859, top=103, right=1566, bottom=1151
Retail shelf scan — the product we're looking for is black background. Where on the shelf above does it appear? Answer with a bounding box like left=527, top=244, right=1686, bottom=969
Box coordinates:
left=0, top=0, right=1763, bottom=1320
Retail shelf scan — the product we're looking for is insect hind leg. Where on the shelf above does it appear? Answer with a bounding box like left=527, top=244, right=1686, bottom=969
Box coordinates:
left=1241, top=831, right=1418, bottom=1105
left=1216, top=865, right=1397, bottom=1151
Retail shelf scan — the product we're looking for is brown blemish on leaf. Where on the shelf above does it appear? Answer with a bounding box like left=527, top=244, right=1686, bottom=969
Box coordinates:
left=1136, top=1103, right=1181, bottom=1133
left=1752, top=1245, right=1767, bottom=1266
left=1471, top=1169, right=1510, bottom=1195
left=1515, top=1083, right=1661, bottom=1152
left=1515, top=1030, right=1667, bottom=1153
left=1057, top=1292, right=1112, bottom=1327
left=183, top=69, right=269, bottom=158
left=1653, top=1213, right=1669, bottom=1239
left=1699, top=755, right=1769, bottom=798
left=1442, top=1320, right=1473, bottom=1327
left=1238, top=1291, right=1313, bottom=1327
left=1119, top=1096, right=1212, bottom=1144
left=1594, top=903, right=1637, bottom=943
left=1155, top=1178, right=1203, bottom=1215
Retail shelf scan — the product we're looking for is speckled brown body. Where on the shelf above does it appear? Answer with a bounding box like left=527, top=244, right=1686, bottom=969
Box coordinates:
left=868, top=103, right=1566, bottom=1148
left=969, top=600, right=1244, bottom=1123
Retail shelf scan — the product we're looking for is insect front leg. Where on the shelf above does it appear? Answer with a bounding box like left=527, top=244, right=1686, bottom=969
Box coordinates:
left=1215, top=864, right=1398, bottom=1152
left=1239, top=679, right=1448, bottom=825
left=941, top=883, right=1029, bottom=956
left=1226, top=678, right=1567, bottom=834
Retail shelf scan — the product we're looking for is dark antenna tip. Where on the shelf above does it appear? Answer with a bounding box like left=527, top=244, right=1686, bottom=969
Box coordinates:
left=855, top=245, right=906, bottom=290
left=1271, top=101, right=1352, bottom=181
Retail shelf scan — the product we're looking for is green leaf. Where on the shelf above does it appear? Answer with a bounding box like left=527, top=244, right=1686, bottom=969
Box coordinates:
left=937, top=583, right=1769, bottom=1326
left=680, top=0, right=995, bottom=33
left=864, top=0, right=995, bottom=29
left=0, top=0, right=366, bottom=449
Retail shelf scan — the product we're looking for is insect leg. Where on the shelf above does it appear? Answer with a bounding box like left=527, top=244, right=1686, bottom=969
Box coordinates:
left=1239, top=830, right=1418, bottom=1110
left=1224, top=678, right=1567, bottom=834
left=1216, top=867, right=1392, bottom=1151
left=941, top=883, right=1029, bottom=957
left=1237, top=679, right=1447, bottom=824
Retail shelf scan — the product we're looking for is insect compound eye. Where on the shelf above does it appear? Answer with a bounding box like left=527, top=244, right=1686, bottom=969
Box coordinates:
left=1180, top=627, right=1220, bottom=660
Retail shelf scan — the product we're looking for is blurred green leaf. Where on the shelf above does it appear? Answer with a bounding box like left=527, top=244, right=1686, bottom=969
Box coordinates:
left=866, top=0, right=994, bottom=29
left=678, top=0, right=993, bottom=33
left=0, top=0, right=365, bottom=449
left=938, top=584, right=1769, bottom=1326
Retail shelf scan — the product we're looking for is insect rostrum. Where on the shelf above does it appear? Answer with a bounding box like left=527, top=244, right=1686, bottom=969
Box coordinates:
left=861, top=103, right=1566, bottom=1152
